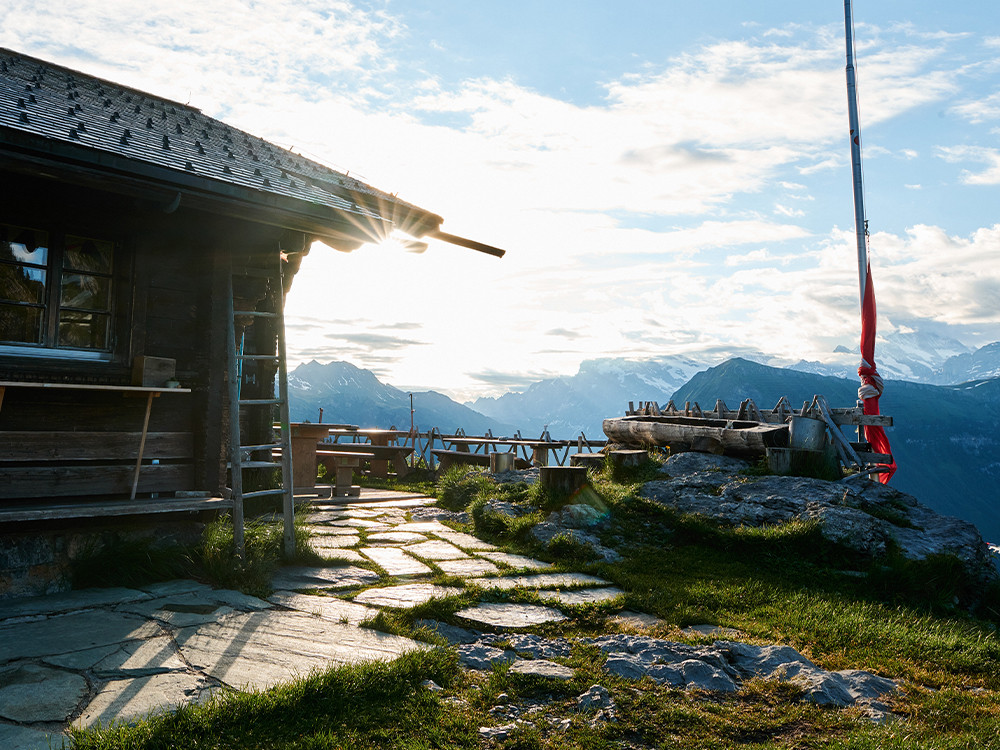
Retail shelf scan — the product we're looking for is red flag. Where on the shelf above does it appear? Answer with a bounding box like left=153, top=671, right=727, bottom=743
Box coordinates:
left=857, top=262, right=896, bottom=482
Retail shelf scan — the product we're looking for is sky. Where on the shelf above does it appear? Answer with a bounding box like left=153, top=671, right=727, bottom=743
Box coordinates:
left=3, top=1, right=999, bottom=399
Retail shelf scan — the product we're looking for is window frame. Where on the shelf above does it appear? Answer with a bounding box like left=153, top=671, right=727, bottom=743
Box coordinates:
left=0, top=223, right=126, bottom=363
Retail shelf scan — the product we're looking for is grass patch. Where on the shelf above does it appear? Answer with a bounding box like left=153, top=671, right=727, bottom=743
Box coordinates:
left=69, top=648, right=465, bottom=750
left=72, top=533, right=194, bottom=589
left=197, top=513, right=313, bottom=598
left=437, top=465, right=495, bottom=511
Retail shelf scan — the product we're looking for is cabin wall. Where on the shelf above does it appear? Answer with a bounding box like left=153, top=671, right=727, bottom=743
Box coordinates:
left=0, top=171, right=295, bottom=507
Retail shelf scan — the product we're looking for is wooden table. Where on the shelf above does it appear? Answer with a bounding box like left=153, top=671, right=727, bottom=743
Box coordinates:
left=327, top=428, right=402, bottom=478
left=0, top=381, right=191, bottom=500
left=445, top=436, right=564, bottom=467
left=289, top=422, right=335, bottom=491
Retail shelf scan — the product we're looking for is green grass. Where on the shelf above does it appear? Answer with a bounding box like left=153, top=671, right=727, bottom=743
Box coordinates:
left=69, top=649, right=467, bottom=750
left=69, top=456, right=1000, bottom=749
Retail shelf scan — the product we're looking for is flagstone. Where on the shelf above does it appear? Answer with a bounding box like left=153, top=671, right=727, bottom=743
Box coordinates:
left=466, top=573, right=609, bottom=591
left=332, top=518, right=391, bottom=530
left=309, top=546, right=366, bottom=564
left=456, top=603, right=567, bottom=629
left=360, top=547, right=432, bottom=576
left=305, top=511, right=351, bottom=523
left=174, top=610, right=427, bottom=691
left=308, top=535, right=361, bottom=550
left=477, top=552, right=552, bottom=571
left=395, top=521, right=453, bottom=533
left=343, top=508, right=380, bottom=518
left=0, top=663, right=87, bottom=722
left=404, top=540, right=469, bottom=561
left=354, top=583, right=462, bottom=609
left=434, top=531, right=497, bottom=550
left=306, top=525, right=361, bottom=537
left=365, top=531, right=428, bottom=544
left=45, top=635, right=187, bottom=676
left=0, top=587, right=151, bottom=622
left=270, top=566, right=379, bottom=592
left=538, top=587, right=625, bottom=606
left=269, top=592, right=377, bottom=625
left=0, top=722, right=60, bottom=750
left=434, top=558, right=501, bottom=577
left=0, top=610, right=161, bottom=662
left=140, top=580, right=214, bottom=597
left=73, top=672, right=214, bottom=729
left=117, top=595, right=236, bottom=628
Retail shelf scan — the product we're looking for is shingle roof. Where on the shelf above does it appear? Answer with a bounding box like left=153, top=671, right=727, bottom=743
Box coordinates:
left=0, top=47, right=443, bottom=244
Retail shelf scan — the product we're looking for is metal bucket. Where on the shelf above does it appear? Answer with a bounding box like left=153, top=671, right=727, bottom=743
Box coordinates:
left=788, top=416, right=827, bottom=451
left=489, top=452, right=516, bottom=473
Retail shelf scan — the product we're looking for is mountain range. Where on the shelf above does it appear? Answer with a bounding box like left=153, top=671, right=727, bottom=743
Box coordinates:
left=287, top=359, right=516, bottom=434
left=286, top=340, right=1000, bottom=543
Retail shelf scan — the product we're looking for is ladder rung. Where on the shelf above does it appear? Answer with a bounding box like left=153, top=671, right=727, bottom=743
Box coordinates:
left=239, top=398, right=283, bottom=406
left=238, top=354, right=279, bottom=361
left=234, top=310, right=279, bottom=318
left=241, top=488, right=286, bottom=499
left=234, top=460, right=283, bottom=469
left=241, top=442, right=284, bottom=451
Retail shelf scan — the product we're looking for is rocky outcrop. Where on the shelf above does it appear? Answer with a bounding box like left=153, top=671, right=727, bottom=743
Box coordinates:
left=457, top=631, right=897, bottom=712
left=641, top=453, right=997, bottom=584
left=529, top=503, right=622, bottom=563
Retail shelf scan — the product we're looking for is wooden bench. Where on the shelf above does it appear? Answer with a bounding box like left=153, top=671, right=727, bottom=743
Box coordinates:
left=432, top=449, right=530, bottom=473
left=319, top=442, right=414, bottom=478
left=315, top=449, right=374, bottom=497
left=432, top=449, right=490, bottom=472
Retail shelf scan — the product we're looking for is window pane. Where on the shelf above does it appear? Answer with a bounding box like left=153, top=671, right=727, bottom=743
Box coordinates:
left=60, top=273, right=111, bottom=311
left=0, top=303, right=44, bottom=344
left=58, top=310, right=110, bottom=349
left=64, top=236, right=113, bottom=274
left=0, top=263, right=46, bottom=304
left=0, top=224, right=48, bottom=266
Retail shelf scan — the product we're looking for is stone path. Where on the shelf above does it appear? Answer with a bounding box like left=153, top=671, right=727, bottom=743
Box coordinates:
left=0, top=488, right=899, bottom=748
left=0, top=491, right=613, bottom=748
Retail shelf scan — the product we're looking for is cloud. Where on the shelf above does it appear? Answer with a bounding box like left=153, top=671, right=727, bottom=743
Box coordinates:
left=937, top=146, right=1000, bottom=184
left=322, top=332, right=427, bottom=350
left=952, top=92, right=1000, bottom=124
left=467, top=369, right=557, bottom=390
left=545, top=328, right=583, bottom=339
left=4, top=5, right=995, bottom=399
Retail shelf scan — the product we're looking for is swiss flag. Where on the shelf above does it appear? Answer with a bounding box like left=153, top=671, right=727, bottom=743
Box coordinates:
left=857, top=262, right=896, bottom=483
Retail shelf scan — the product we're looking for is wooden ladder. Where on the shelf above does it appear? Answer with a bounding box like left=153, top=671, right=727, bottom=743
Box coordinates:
left=226, top=253, right=295, bottom=559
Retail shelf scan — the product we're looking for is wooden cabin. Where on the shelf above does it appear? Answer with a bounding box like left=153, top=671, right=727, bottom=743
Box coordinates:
left=0, top=48, right=499, bottom=596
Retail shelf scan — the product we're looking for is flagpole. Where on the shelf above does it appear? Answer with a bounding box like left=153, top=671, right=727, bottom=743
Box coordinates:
left=844, top=0, right=867, bottom=306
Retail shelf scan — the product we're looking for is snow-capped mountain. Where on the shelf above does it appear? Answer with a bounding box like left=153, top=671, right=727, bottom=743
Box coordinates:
left=468, top=355, right=708, bottom=438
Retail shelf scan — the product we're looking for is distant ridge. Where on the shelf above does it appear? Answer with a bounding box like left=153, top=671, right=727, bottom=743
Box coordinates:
left=287, top=360, right=515, bottom=434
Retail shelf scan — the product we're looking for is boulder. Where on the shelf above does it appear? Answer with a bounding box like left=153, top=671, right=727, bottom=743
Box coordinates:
left=640, top=471, right=997, bottom=583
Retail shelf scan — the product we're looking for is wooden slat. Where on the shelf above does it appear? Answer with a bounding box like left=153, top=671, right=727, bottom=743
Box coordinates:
left=0, top=463, right=194, bottom=498
left=0, top=432, right=194, bottom=461
left=0, top=495, right=230, bottom=523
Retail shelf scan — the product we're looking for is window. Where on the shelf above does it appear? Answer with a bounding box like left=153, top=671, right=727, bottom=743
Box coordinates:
left=0, top=222, right=116, bottom=358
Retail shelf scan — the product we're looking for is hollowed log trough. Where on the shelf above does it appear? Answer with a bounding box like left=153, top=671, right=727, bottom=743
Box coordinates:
left=603, top=415, right=789, bottom=459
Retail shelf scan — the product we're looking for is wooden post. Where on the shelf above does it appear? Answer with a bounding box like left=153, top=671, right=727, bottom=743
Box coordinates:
left=129, top=391, right=155, bottom=500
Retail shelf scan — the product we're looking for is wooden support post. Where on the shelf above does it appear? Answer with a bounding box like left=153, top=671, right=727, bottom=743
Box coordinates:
left=130, top=391, right=156, bottom=501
